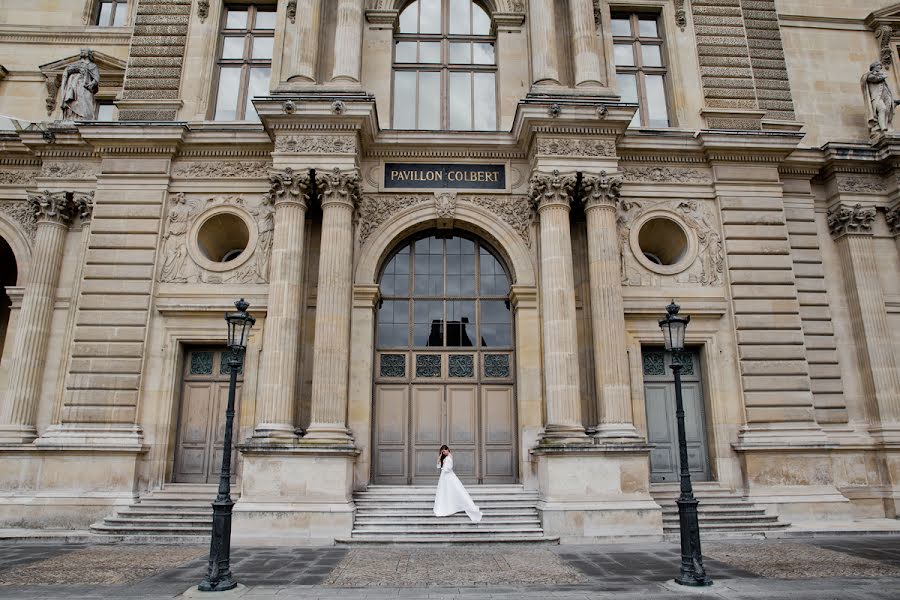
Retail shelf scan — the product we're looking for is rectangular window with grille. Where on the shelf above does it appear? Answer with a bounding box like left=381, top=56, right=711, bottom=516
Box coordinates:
left=612, top=12, right=671, bottom=128
left=212, top=4, right=275, bottom=122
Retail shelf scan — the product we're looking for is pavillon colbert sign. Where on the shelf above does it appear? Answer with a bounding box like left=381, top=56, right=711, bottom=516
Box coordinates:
left=384, top=163, right=506, bottom=190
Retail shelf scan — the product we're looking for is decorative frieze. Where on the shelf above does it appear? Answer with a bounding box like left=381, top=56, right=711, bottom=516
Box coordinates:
left=40, top=162, right=99, bottom=180
left=535, top=138, right=614, bottom=157
left=622, top=166, right=711, bottom=184
left=357, top=195, right=429, bottom=244
left=836, top=174, right=887, bottom=194
left=529, top=170, right=577, bottom=211
left=274, top=135, right=357, bottom=155
left=173, top=161, right=271, bottom=178
left=467, top=196, right=533, bottom=247
left=0, top=200, right=37, bottom=239
left=0, top=170, right=37, bottom=186
left=827, top=203, right=877, bottom=238
left=581, top=171, right=623, bottom=209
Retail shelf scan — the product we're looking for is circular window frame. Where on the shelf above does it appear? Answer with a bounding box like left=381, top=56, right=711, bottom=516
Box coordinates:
left=188, top=205, right=258, bottom=273
left=628, top=210, right=698, bottom=276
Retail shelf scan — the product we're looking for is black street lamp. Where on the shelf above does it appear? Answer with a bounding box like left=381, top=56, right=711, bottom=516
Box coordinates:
left=658, top=300, right=712, bottom=587
left=199, top=298, right=255, bottom=592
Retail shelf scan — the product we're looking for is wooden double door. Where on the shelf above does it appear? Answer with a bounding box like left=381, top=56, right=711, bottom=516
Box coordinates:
left=642, top=348, right=710, bottom=483
left=373, top=351, right=517, bottom=485
left=173, top=347, right=242, bottom=483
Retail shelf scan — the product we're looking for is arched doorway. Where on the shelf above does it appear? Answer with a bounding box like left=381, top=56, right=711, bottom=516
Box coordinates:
left=0, top=236, right=17, bottom=362
left=372, top=230, right=516, bottom=485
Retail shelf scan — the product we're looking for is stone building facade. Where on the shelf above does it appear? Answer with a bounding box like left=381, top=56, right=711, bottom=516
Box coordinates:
left=0, top=0, right=898, bottom=544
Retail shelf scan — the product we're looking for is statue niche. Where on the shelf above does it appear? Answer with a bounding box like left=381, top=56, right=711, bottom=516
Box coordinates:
left=60, top=48, right=100, bottom=121
left=862, top=60, right=900, bottom=139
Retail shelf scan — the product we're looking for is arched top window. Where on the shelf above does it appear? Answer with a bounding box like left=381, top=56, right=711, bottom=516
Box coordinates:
left=392, top=0, right=497, bottom=131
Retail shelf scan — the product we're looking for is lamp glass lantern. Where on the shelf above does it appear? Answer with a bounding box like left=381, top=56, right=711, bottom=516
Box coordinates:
left=659, top=300, right=690, bottom=352
left=225, top=298, right=256, bottom=352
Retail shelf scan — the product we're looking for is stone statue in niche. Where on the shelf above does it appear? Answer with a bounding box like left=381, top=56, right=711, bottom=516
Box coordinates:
left=60, top=48, right=100, bottom=121
left=159, top=193, right=199, bottom=283
left=250, top=195, right=275, bottom=280
left=862, top=60, right=900, bottom=138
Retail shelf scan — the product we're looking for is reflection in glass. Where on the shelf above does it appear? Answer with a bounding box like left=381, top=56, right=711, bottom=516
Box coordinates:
left=98, top=3, right=113, bottom=26
left=245, top=67, right=270, bottom=121
left=399, top=0, right=418, bottom=32
left=473, top=3, right=491, bottom=34
left=396, top=41, right=417, bottom=63
left=614, top=44, right=634, bottom=67
left=473, top=73, right=496, bottom=130
left=254, top=10, right=276, bottom=30
left=646, top=74, right=669, bottom=127
left=418, top=71, right=441, bottom=130
left=611, top=17, right=631, bottom=36
left=450, top=42, right=471, bottom=64
left=414, top=300, right=444, bottom=346
left=377, top=300, right=409, bottom=347
left=214, top=67, right=241, bottom=120
left=252, top=36, right=274, bottom=60
left=449, top=72, right=472, bottom=130
left=393, top=71, right=416, bottom=129
left=420, top=0, right=441, bottom=33
left=617, top=73, right=638, bottom=103
left=222, top=37, right=245, bottom=59
left=639, top=18, right=658, bottom=38
left=419, top=42, right=441, bottom=63
left=226, top=9, right=248, bottom=29
left=480, top=300, right=512, bottom=347
left=449, top=0, right=469, bottom=34
left=447, top=300, right=475, bottom=346
left=473, top=43, right=495, bottom=65
left=642, top=45, right=663, bottom=67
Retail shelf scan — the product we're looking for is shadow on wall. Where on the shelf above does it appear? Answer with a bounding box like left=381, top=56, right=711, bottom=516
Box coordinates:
left=0, top=236, right=17, bottom=361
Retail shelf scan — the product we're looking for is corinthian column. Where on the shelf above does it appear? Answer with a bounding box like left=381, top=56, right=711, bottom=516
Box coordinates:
left=292, top=0, right=323, bottom=82
left=0, top=191, right=77, bottom=444
left=330, top=0, right=363, bottom=83
left=251, top=168, right=311, bottom=443
left=303, top=168, right=359, bottom=444
left=827, top=203, right=900, bottom=441
left=581, top=172, right=640, bottom=440
left=529, top=0, right=560, bottom=86
left=530, top=171, right=588, bottom=443
left=569, top=0, right=603, bottom=87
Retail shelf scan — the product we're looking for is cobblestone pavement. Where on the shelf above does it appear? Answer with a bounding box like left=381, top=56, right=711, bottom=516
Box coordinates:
left=0, top=536, right=899, bottom=599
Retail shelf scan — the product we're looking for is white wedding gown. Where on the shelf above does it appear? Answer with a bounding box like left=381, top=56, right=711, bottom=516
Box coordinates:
left=433, top=454, right=482, bottom=522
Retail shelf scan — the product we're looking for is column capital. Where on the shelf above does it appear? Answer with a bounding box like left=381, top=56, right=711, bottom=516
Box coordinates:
left=265, top=167, right=312, bottom=209
left=827, top=202, right=876, bottom=239
left=529, top=169, right=576, bottom=212
left=318, top=167, right=360, bottom=210
left=886, top=202, right=900, bottom=237
left=73, top=191, right=95, bottom=226
left=581, top=171, right=623, bottom=211
left=27, top=190, right=77, bottom=227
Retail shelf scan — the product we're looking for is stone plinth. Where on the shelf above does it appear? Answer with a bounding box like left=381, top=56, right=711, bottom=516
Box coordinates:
left=531, top=445, right=662, bottom=543
left=233, top=446, right=359, bottom=545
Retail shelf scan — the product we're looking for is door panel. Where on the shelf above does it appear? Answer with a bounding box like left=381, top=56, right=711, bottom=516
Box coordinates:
left=412, top=385, right=444, bottom=481
left=447, top=384, right=478, bottom=480
left=374, top=385, right=408, bottom=483
left=482, top=385, right=515, bottom=483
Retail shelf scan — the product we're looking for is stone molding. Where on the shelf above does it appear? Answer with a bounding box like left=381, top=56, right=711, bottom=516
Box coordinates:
left=535, top=138, right=615, bottom=157
left=580, top=171, right=623, bottom=210
left=356, top=195, right=429, bottom=244
left=172, top=161, right=271, bottom=178
left=265, top=167, right=313, bottom=209
left=827, top=203, right=877, bottom=238
left=318, top=168, right=361, bottom=210
left=622, top=166, right=711, bottom=184
left=529, top=170, right=577, bottom=211
left=274, top=135, right=358, bottom=155
left=886, top=203, right=900, bottom=236
left=466, top=195, right=533, bottom=247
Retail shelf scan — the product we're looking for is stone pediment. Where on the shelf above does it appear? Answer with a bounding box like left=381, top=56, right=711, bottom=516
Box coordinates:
left=38, top=51, right=126, bottom=116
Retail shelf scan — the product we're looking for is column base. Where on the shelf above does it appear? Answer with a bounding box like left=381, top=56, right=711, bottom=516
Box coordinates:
left=302, top=424, right=355, bottom=446
left=869, top=425, right=900, bottom=445
left=538, top=424, right=591, bottom=447
left=247, top=423, right=301, bottom=446
left=234, top=444, right=359, bottom=545
left=34, top=424, right=145, bottom=449
left=0, top=425, right=38, bottom=445
left=592, top=423, right=643, bottom=443
left=735, top=422, right=832, bottom=448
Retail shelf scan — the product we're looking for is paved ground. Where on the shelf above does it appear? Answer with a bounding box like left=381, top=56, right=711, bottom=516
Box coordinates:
left=1, top=536, right=900, bottom=599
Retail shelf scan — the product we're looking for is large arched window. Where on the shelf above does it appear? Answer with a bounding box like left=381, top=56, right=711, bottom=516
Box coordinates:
left=392, top=0, right=497, bottom=131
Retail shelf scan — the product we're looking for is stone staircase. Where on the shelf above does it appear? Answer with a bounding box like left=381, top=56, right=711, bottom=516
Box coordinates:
left=342, top=484, right=557, bottom=543
left=90, top=483, right=223, bottom=541
left=651, top=482, right=789, bottom=539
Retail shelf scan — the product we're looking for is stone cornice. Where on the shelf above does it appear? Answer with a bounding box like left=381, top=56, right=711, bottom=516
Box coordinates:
left=0, top=25, right=132, bottom=46
left=697, top=130, right=804, bottom=163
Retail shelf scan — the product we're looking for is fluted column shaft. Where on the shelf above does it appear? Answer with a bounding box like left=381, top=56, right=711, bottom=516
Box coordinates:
left=253, top=170, right=310, bottom=442
left=531, top=172, right=587, bottom=442
left=582, top=173, right=640, bottom=440
left=0, top=192, right=74, bottom=444
left=293, top=0, right=323, bottom=82
left=828, top=203, right=900, bottom=440
left=528, top=0, right=560, bottom=85
left=304, top=169, right=358, bottom=444
left=569, top=0, right=603, bottom=87
left=331, top=0, right=363, bottom=83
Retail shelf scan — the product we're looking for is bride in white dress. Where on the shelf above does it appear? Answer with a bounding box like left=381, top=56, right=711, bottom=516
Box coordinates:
left=433, top=445, right=482, bottom=522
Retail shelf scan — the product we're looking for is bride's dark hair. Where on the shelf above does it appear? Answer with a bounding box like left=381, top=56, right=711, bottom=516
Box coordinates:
left=439, top=445, right=450, bottom=467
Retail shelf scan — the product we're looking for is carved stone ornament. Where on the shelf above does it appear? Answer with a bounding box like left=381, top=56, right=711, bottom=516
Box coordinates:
left=536, top=138, right=615, bottom=157
left=0, top=200, right=38, bottom=239
left=357, top=195, right=429, bottom=244
left=73, top=191, right=95, bottom=223
left=434, top=191, right=457, bottom=227
left=198, top=0, right=210, bottom=22
left=159, top=193, right=275, bottom=284
left=886, top=203, right=900, bottom=236
left=827, top=203, right=877, bottom=237
left=319, top=167, right=361, bottom=208
left=40, top=162, right=99, bottom=180
left=597, top=104, right=609, bottom=118
left=675, top=0, right=687, bottom=31
left=283, top=100, right=297, bottom=114
left=44, top=73, right=60, bottom=116
left=622, top=166, right=712, bottom=184
left=173, top=161, right=270, bottom=178
left=581, top=171, right=623, bottom=209
left=617, top=198, right=723, bottom=287
left=862, top=61, right=899, bottom=138
left=548, top=104, right=561, bottom=118
left=27, top=190, right=77, bottom=226
left=265, top=167, right=313, bottom=207
left=877, top=24, right=894, bottom=68
left=331, top=100, right=346, bottom=115
left=274, top=134, right=357, bottom=154
left=0, top=170, right=38, bottom=186
left=287, top=0, right=297, bottom=23
left=529, top=170, right=577, bottom=211
left=467, top=195, right=533, bottom=247
left=836, top=174, right=887, bottom=193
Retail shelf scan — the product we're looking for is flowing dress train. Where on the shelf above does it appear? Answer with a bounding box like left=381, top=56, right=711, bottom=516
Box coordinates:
left=433, top=454, right=482, bottom=523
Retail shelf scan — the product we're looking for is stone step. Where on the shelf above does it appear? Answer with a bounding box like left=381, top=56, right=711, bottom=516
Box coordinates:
left=351, top=524, right=545, bottom=534
left=663, top=523, right=788, bottom=533
left=90, top=523, right=211, bottom=535
left=118, top=508, right=212, bottom=518
left=339, top=534, right=557, bottom=544
left=356, top=509, right=538, bottom=517
left=662, top=514, right=781, bottom=524
left=355, top=500, right=538, bottom=508
left=355, top=516, right=540, bottom=526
